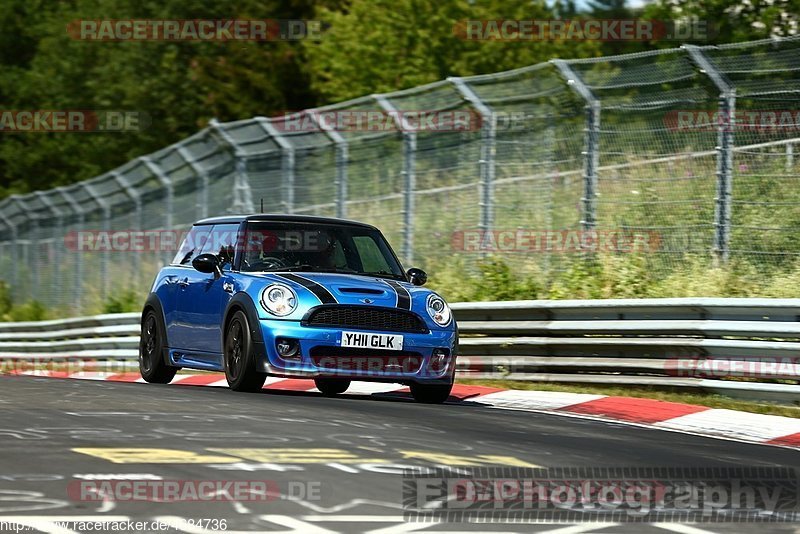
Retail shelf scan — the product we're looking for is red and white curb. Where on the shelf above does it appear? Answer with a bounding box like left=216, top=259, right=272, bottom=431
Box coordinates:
left=9, top=370, right=800, bottom=451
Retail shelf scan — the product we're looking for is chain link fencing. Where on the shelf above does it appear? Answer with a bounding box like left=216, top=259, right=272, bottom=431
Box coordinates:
left=1, top=36, right=799, bottom=314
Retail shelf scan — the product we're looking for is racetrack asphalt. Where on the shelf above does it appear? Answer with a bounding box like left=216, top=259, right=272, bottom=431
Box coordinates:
left=0, top=374, right=798, bottom=533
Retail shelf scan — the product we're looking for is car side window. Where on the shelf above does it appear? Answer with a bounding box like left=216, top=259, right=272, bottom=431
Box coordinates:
left=353, top=235, right=392, bottom=273
left=199, top=223, right=240, bottom=270
left=172, top=225, right=213, bottom=266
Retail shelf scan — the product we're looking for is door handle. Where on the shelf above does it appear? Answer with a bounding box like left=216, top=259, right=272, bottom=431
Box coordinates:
left=177, top=278, right=189, bottom=288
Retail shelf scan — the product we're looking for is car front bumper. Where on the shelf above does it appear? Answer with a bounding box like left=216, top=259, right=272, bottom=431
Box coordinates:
left=255, top=319, right=457, bottom=384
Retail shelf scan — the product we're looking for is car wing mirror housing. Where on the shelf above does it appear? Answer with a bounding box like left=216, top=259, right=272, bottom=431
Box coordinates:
left=192, top=253, right=222, bottom=279
left=406, top=267, right=427, bottom=286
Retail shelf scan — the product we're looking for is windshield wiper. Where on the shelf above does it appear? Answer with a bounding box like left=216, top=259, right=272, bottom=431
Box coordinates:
left=360, top=271, right=405, bottom=281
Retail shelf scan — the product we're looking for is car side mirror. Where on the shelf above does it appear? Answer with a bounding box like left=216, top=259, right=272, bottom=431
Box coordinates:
left=406, top=267, right=427, bottom=286
left=192, top=253, right=221, bottom=278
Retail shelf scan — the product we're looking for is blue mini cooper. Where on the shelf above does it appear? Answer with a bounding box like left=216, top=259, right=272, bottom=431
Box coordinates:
left=139, top=215, right=458, bottom=403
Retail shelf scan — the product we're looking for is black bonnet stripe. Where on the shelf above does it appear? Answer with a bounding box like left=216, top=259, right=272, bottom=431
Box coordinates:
left=275, top=273, right=337, bottom=304
left=384, top=279, right=411, bottom=310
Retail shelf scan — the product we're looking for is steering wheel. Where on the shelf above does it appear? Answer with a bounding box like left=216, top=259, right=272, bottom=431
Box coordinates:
left=242, top=256, right=289, bottom=271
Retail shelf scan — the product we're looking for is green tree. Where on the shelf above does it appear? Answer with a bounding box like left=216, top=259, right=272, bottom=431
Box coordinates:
left=302, top=0, right=600, bottom=102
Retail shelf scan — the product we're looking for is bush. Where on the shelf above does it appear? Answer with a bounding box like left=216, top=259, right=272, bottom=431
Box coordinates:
left=101, top=288, right=143, bottom=314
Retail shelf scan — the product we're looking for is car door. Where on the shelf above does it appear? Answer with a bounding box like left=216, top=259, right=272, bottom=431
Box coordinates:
left=165, top=224, right=213, bottom=348
left=176, top=223, right=240, bottom=361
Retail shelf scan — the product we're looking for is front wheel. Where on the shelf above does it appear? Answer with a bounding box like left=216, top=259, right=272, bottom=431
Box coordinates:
left=314, top=378, right=350, bottom=396
left=224, top=311, right=267, bottom=392
left=410, top=382, right=453, bottom=404
left=139, top=310, right=178, bottom=384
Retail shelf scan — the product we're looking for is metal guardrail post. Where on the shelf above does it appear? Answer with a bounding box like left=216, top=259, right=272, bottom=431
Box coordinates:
left=256, top=117, right=295, bottom=214
left=210, top=119, right=254, bottom=214
left=450, top=77, right=496, bottom=236
left=685, top=45, right=735, bottom=263
left=305, top=111, right=348, bottom=218
left=375, top=95, right=417, bottom=265
left=553, top=60, right=600, bottom=252
left=111, top=171, right=142, bottom=285
left=81, top=183, right=111, bottom=300
left=56, top=187, right=84, bottom=310
left=176, top=143, right=209, bottom=220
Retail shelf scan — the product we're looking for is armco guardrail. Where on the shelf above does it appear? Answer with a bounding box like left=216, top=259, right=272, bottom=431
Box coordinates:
left=1, top=299, right=798, bottom=403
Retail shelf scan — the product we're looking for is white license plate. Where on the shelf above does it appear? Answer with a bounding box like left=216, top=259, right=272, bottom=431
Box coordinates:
left=341, top=331, right=404, bottom=351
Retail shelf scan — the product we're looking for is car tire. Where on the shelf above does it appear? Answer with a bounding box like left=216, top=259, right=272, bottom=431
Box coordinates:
left=314, top=378, right=350, bottom=396
left=224, top=310, right=267, bottom=392
left=139, top=310, right=178, bottom=384
left=410, top=382, right=453, bottom=404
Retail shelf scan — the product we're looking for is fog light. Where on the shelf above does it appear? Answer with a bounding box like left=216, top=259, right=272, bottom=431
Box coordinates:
left=276, top=338, right=300, bottom=359
left=429, top=348, right=449, bottom=372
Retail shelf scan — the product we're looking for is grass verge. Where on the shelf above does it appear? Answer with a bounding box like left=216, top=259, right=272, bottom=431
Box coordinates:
left=458, top=379, right=800, bottom=419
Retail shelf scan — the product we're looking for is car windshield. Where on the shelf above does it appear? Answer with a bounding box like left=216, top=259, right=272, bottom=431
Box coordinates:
left=240, top=221, right=406, bottom=280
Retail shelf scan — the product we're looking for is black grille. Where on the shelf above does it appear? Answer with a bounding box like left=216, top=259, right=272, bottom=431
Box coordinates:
left=304, top=305, right=428, bottom=333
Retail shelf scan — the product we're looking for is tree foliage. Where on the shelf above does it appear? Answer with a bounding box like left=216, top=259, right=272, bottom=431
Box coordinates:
left=0, top=0, right=790, bottom=199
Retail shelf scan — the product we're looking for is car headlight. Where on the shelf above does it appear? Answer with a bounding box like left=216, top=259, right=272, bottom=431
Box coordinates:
left=261, top=284, right=297, bottom=317
left=426, top=294, right=452, bottom=326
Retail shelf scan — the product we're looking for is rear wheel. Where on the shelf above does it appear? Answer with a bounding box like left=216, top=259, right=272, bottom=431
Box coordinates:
left=314, top=378, right=350, bottom=396
left=410, top=382, right=453, bottom=404
left=224, top=310, right=267, bottom=392
left=139, top=310, right=178, bottom=384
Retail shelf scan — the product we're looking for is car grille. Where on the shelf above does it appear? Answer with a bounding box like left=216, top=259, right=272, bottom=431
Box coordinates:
left=310, top=346, right=423, bottom=373
left=304, top=305, right=428, bottom=334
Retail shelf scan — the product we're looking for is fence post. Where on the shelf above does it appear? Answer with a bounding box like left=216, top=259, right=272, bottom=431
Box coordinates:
left=375, top=95, right=417, bottom=265
left=176, top=143, right=209, bottom=220
left=111, top=171, right=142, bottom=287
left=56, top=187, right=84, bottom=311
left=34, top=191, right=62, bottom=308
left=787, top=143, right=794, bottom=173
left=450, top=77, right=496, bottom=236
left=0, top=209, right=17, bottom=299
left=140, top=156, right=174, bottom=266
left=553, top=60, right=600, bottom=251
left=9, top=196, right=37, bottom=299
left=685, top=45, right=735, bottom=263
left=305, top=110, right=348, bottom=218
left=81, top=183, right=111, bottom=300
left=210, top=119, right=254, bottom=214
left=256, top=117, right=296, bottom=213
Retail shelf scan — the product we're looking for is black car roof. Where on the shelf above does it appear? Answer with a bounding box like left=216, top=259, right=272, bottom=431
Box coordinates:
left=193, top=214, right=378, bottom=230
